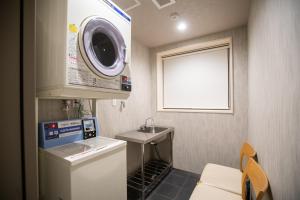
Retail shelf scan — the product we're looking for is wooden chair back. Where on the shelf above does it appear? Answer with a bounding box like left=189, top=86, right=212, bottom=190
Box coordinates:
left=242, top=158, right=269, bottom=200
left=240, top=142, right=256, bottom=171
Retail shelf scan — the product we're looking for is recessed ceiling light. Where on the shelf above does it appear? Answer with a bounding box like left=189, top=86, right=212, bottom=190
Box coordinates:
left=177, top=22, right=187, bottom=31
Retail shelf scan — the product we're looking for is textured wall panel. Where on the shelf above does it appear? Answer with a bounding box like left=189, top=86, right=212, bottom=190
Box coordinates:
left=96, top=40, right=152, bottom=137
left=151, top=26, right=248, bottom=174
left=248, top=0, right=300, bottom=199
left=96, top=40, right=153, bottom=173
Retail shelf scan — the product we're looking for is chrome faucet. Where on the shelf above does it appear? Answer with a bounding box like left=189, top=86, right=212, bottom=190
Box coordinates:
left=145, top=117, right=154, bottom=128
left=140, top=117, right=155, bottom=133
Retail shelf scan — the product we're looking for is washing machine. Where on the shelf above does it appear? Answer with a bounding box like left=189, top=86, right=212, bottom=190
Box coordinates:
left=38, top=118, right=127, bottom=200
left=36, top=0, right=132, bottom=99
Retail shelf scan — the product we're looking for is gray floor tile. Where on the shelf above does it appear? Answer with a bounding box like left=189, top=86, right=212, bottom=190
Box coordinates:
left=147, top=193, right=172, bottom=200
left=172, top=169, right=192, bottom=177
left=174, top=188, right=195, bottom=200
left=182, top=176, right=199, bottom=191
left=164, top=173, right=187, bottom=187
left=156, top=182, right=181, bottom=199
left=188, top=172, right=201, bottom=179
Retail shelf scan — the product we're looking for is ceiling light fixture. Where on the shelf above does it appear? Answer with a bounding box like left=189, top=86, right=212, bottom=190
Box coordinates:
left=177, top=21, right=187, bottom=31
left=170, top=13, right=187, bottom=32
left=170, top=12, right=180, bottom=21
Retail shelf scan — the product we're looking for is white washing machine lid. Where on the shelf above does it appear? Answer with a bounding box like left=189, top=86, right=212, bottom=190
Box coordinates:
left=44, top=136, right=126, bottom=166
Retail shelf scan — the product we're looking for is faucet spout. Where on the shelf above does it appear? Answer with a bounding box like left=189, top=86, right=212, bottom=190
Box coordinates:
left=144, top=117, right=155, bottom=133
left=145, top=117, right=154, bottom=127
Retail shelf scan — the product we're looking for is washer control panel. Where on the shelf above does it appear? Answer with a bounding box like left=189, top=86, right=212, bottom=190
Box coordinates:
left=82, top=119, right=97, bottom=139
left=38, top=117, right=100, bottom=149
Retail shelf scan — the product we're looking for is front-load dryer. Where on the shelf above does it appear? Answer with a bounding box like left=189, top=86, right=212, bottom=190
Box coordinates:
left=36, top=0, right=132, bottom=99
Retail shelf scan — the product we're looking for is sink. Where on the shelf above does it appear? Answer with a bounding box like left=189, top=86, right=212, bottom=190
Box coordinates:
left=137, top=126, right=168, bottom=134
left=137, top=126, right=169, bottom=144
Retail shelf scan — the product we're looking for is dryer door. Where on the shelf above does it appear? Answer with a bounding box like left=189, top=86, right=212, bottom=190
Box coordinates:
left=79, top=16, right=127, bottom=78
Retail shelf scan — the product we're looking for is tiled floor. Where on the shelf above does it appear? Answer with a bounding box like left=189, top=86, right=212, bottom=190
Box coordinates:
left=128, top=168, right=200, bottom=200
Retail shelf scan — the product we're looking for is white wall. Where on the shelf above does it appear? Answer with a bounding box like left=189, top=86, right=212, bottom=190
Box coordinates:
left=151, top=26, right=248, bottom=173
left=248, top=0, right=300, bottom=199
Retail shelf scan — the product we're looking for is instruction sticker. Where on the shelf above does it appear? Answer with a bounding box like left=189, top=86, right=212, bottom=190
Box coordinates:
left=69, top=24, right=78, bottom=33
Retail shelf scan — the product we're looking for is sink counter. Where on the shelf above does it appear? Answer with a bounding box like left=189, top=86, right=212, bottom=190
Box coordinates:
left=115, top=126, right=174, bottom=144
left=116, top=126, right=174, bottom=199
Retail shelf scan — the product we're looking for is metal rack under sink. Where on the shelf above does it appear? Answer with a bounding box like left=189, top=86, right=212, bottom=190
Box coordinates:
left=127, top=160, right=172, bottom=198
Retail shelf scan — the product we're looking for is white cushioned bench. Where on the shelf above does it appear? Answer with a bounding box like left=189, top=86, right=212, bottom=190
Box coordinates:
left=189, top=183, right=242, bottom=200
left=190, top=158, right=268, bottom=200
left=199, top=143, right=256, bottom=195
left=200, top=163, right=242, bottom=195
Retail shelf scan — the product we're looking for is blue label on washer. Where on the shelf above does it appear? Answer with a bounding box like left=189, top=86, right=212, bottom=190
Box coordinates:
left=39, top=117, right=100, bottom=149
left=103, top=0, right=131, bottom=22
left=59, top=125, right=82, bottom=134
left=45, top=130, right=59, bottom=140
left=44, top=124, right=82, bottom=140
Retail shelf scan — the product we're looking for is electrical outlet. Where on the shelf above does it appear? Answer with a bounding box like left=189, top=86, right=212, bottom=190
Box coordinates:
left=112, top=99, right=117, bottom=107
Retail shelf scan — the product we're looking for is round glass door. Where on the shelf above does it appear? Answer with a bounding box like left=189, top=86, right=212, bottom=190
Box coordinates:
left=78, top=16, right=127, bottom=78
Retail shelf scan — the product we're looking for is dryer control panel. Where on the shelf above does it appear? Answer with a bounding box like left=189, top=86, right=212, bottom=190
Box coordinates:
left=38, top=117, right=100, bottom=149
left=121, top=76, right=132, bottom=91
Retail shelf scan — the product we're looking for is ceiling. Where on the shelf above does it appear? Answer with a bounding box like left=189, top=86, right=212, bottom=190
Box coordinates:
left=112, top=0, right=250, bottom=48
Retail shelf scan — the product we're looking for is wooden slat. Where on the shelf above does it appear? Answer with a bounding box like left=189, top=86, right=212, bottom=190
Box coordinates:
left=242, top=158, right=268, bottom=200
left=239, top=142, right=257, bottom=171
